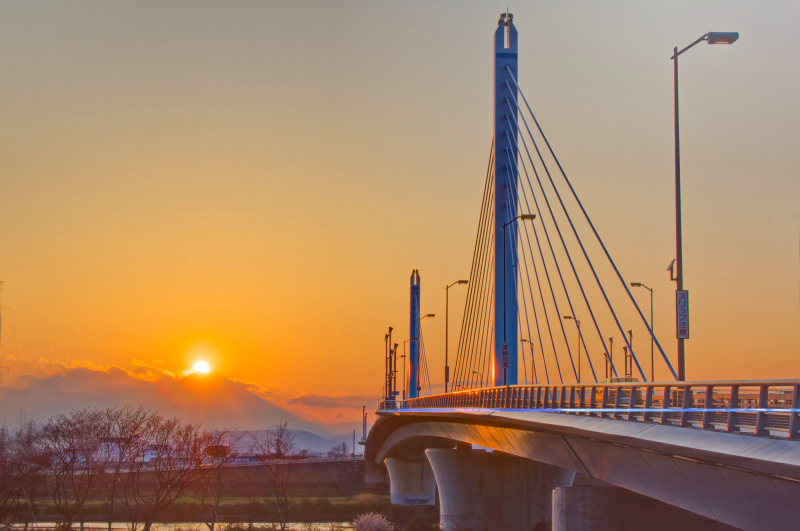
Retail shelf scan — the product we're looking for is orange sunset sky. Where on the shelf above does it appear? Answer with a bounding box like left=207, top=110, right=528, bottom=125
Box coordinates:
left=0, top=1, right=798, bottom=427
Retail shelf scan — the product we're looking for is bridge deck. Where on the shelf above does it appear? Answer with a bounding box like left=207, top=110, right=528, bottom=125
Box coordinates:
left=380, top=379, right=800, bottom=440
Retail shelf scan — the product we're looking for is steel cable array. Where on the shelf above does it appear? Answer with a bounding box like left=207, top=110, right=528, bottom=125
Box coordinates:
left=451, top=72, right=680, bottom=389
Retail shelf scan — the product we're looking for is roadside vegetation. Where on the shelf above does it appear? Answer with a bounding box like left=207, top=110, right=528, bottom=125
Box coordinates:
left=0, top=407, right=437, bottom=530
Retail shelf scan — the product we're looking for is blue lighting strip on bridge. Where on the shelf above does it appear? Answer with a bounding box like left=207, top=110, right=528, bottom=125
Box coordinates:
left=392, top=407, right=800, bottom=414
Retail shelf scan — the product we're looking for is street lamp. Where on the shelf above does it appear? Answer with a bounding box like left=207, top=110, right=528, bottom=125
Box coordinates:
left=631, top=282, right=654, bottom=381
left=472, top=370, right=483, bottom=387
left=562, top=316, right=581, bottom=383
left=671, top=31, right=739, bottom=381
left=521, top=338, right=535, bottom=384
left=627, top=329, right=633, bottom=379
left=445, top=280, right=469, bottom=393
left=501, top=213, right=536, bottom=385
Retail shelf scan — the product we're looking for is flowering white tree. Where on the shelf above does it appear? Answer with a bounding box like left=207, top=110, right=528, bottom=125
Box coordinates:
left=352, top=512, right=394, bottom=531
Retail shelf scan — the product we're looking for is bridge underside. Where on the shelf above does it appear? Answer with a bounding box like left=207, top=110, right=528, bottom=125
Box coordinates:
left=366, top=409, right=800, bottom=530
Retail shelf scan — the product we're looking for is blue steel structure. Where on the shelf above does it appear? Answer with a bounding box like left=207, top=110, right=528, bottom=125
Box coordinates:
left=494, top=13, right=519, bottom=386
left=408, top=269, right=421, bottom=399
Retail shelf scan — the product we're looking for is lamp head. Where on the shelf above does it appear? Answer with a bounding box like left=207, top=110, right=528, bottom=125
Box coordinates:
left=631, top=282, right=643, bottom=288
left=562, top=315, right=573, bottom=320
left=458, top=280, right=469, bottom=285
left=519, top=214, right=537, bottom=221
left=707, top=32, right=739, bottom=45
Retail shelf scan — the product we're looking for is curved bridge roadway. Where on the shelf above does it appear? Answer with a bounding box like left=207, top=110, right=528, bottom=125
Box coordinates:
left=365, top=380, right=800, bottom=530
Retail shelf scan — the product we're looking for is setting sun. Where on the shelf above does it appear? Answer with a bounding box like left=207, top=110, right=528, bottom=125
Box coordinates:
left=193, top=361, right=210, bottom=374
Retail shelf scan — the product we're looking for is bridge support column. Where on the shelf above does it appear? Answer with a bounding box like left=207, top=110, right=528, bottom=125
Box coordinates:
left=384, top=456, right=436, bottom=506
left=426, top=448, right=574, bottom=531
left=553, top=476, right=740, bottom=531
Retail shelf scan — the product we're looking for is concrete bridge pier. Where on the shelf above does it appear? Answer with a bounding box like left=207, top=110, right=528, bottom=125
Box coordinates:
left=553, top=476, right=741, bottom=531
left=384, top=455, right=437, bottom=506
left=426, top=447, right=575, bottom=531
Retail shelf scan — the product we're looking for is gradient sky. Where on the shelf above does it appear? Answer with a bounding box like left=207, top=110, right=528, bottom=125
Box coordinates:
left=0, top=1, right=798, bottom=422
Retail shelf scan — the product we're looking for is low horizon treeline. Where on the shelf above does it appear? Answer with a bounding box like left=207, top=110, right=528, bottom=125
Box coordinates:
left=0, top=405, right=305, bottom=531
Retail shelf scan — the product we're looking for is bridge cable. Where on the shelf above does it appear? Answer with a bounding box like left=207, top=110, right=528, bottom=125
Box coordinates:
left=505, top=105, right=620, bottom=380
left=506, top=69, right=677, bottom=379
left=453, top=144, right=495, bottom=389
left=505, top=115, right=612, bottom=381
left=516, top=224, right=550, bottom=384
left=505, top=88, right=648, bottom=381
left=502, top=181, right=568, bottom=383
left=510, top=116, right=616, bottom=381
left=419, top=325, right=432, bottom=396
left=500, top=197, right=531, bottom=385
left=505, top=162, right=575, bottom=382
left=512, top=188, right=558, bottom=385
left=516, top=249, right=540, bottom=384
left=471, top=188, right=495, bottom=389
left=505, top=134, right=599, bottom=383
left=464, top=170, right=495, bottom=390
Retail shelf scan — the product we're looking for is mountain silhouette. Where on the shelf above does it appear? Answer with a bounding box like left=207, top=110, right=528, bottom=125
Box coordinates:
left=0, top=366, right=300, bottom=430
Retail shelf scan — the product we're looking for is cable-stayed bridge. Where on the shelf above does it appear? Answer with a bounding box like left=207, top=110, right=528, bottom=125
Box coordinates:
left=364, top=14, right=800, bottom=531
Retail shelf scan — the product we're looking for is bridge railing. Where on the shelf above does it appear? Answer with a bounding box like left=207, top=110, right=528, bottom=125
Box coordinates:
left=389, top=380, right=800, bottom=439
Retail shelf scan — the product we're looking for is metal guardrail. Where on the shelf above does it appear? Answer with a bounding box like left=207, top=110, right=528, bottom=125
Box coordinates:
left=379, top=380, right=800, bottom=439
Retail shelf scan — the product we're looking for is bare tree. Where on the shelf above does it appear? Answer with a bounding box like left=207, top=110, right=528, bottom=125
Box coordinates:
left=198, top=428, right=242, bottom=531
left=120, top=415, right=207, bottom=531
left=0, top=420, right=46, bottom=525
left=44, top=408, right=110, bottom=531
left=96, top=406, right=151, bottom=531
left=251, top=420, right=297, bottom=531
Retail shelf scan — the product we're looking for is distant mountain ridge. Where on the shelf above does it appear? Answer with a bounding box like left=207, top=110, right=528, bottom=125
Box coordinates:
left=0, top=366, right=357, bottom=436
left=237, top=429, right=360, bottom=455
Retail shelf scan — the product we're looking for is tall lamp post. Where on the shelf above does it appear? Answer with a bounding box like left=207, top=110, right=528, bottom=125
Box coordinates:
left=501, top=213, right=536, bottom=385
left=521, top=338, right=535, bottom=384
left=562, top=316, right=581, bottom=382
left=671, top=31, right=739, bottom=381
left=631, top=282, right=654, bottom=381
left=445, top=280, right=468, bottom=393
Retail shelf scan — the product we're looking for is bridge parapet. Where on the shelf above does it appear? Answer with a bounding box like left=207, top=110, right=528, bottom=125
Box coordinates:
left=382, top=379, right=800, bottom=439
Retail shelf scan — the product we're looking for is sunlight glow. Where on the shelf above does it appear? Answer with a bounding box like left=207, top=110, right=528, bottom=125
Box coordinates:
left=193, top=360, right=211, bottom=374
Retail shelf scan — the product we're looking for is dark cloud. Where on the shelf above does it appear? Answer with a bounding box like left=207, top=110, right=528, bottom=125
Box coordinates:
left=288, top=394, right=375, bottom=409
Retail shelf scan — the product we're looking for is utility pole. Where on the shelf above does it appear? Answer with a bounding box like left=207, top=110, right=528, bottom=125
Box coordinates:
left=361, top=406, right=367, bottom=442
